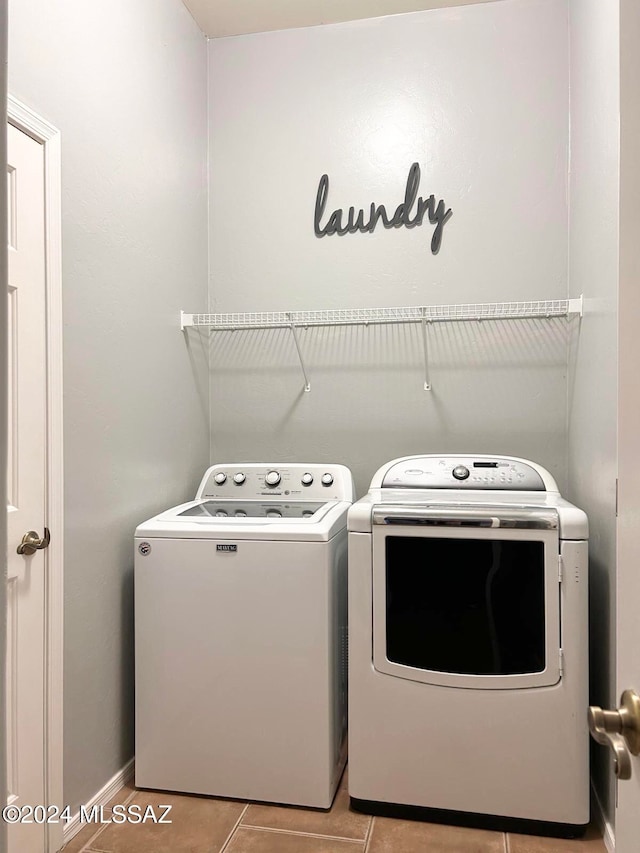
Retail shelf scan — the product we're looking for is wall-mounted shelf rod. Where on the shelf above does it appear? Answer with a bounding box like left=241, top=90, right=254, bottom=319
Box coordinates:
left=180, top=297, right=583, bottom=332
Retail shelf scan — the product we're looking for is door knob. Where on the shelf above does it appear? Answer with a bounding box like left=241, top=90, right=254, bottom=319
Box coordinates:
left=17, top=527, right=51, bottom=556
left=588, top=689, right=640, bottom=780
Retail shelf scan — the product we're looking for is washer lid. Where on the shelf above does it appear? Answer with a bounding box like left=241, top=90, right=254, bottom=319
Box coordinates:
left=135, top=498, right=351, bottom=541
left=176, top=500, right=327, bottom=520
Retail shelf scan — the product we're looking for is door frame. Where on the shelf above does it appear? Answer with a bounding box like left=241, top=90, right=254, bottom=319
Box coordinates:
left=7, top=95, right=64, bottom=853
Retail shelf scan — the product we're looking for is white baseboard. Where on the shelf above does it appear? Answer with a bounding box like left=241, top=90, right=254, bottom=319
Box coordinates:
left=591, top=780, right=615, bottom=853
left=62, top=758, right=135, bottom=846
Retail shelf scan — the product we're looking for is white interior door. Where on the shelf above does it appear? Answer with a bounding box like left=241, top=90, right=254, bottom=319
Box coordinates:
left=614, top=283, right=640, bottom=848
left=5, top=123, right=47, bottom=853
left=614, top=1, right=640, bottom=849
left=615, top=458, right=640, bottom=843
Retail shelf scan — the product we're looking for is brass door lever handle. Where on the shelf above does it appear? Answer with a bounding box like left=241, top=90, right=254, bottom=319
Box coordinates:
left=17, top=527, right=51, bottom=556
left=588, top=689, right=640, bottom=780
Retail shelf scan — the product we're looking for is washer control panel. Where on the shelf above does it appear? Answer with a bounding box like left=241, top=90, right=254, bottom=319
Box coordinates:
left=380, top=456, right=549, bottom=491
left=197, top=463, right=355, bottom=502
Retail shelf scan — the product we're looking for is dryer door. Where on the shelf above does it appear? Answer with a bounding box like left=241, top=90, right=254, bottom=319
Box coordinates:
left=371, top=505, right=561, bottom=689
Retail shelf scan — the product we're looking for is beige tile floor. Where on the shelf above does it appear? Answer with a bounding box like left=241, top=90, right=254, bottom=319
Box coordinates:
left=61, top=769, right=606, bottom=853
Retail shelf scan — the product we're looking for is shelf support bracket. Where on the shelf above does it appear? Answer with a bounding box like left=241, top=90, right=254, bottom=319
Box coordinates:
left=421, top=310, right=432, bottom=391
left=568, top=294, right=584, bottom=318
left=288, top=315, right=311, bottom=392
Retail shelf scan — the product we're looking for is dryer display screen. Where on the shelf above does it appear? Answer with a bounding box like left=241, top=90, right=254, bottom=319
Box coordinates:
left=385, top=537, right=546, bottom=676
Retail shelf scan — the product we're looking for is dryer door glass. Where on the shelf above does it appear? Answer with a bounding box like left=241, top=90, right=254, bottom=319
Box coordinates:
left=385, top=536, right=545, bottom=676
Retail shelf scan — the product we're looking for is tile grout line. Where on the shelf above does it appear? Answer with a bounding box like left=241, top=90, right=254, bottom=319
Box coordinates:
left=78, top=786, right=139, bottom=853
left=241, top=812, right=371, bottom=843
left=504, top=831, right=511, bottom=853
left=77, top=827, right=109, bottom=853
left=218, top=803, right=250, bottom=853
left=363, top=815, right=375, bottom=853
left=236, top=824, right=364, bottom=844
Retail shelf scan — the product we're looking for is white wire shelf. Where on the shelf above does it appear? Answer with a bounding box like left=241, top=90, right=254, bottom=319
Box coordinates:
left=180, top=297, right=583, bottom=331
left=181, top=296, right=583, bottom=393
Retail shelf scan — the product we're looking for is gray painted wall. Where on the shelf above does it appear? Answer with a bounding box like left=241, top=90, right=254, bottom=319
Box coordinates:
left=207, top=0, right=571, bottom=496
left=8, top=0, right=209, bottom=810
left=566, top=0, right=619, bottom=828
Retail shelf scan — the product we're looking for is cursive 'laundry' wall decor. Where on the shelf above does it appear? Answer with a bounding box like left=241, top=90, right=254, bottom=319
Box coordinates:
left=314, top=162, right=453, bottom=254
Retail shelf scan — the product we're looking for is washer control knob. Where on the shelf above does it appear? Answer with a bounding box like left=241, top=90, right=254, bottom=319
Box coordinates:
left=213, top=472, right=227, bottom=485
left=301, top=473, right=314, bottom=486
left=266, top=509, right=282, bottom=518
left=452, top=465, right=470, bottom=481
left=233, top=472, right=246, bottom=485
left=321, top=473, right=334, bottom=486
left=265, top=470, right=281, bottom=487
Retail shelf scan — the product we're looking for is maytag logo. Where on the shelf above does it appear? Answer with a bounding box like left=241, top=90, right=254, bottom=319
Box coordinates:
left=217, top=544, right=237, bottom=552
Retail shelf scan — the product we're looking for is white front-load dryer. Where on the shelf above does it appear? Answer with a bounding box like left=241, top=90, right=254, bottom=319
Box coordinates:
left=347, top=455, right=589, bottom=838
left=135, top=463, right=354, bottom=808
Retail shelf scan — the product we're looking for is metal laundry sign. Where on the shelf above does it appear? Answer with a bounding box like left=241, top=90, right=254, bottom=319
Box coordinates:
left=313, top=162, right=452, bottom=254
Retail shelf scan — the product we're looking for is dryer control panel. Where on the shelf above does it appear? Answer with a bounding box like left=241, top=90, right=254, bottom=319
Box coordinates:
left=378, top=455, right=554, bottom=491
left=196, top=463, right=355, bottom=502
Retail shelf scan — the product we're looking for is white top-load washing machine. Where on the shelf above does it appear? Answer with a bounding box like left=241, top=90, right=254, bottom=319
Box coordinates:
left=135, top=463, right=354, bottom=809
left=348, top=454, right=589, bottom=838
